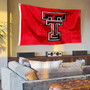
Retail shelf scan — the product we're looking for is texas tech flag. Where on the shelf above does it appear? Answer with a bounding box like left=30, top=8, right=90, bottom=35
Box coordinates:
left=18, top=4, right=81, bottom=45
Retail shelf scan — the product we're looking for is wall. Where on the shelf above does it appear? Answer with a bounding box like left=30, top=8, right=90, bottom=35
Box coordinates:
left=8, top=0, right=90, bottom=57
left=0, top=0, right=7, bottom=78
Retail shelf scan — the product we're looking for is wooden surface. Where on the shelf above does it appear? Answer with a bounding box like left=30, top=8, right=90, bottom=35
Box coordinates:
left=49, top=79, right=90, bottom=90
left=8, top=54, right=90, bottom=65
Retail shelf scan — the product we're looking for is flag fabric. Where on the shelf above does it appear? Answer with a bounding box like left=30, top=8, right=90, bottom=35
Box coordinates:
left=18, top=4, right=81, bottom=45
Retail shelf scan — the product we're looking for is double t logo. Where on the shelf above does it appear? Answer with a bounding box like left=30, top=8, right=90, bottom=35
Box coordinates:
left=42, top=11, right=66, bottom=41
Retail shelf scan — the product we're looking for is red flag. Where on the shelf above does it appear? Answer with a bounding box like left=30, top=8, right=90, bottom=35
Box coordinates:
left=18, top=4, right=81, bottom=45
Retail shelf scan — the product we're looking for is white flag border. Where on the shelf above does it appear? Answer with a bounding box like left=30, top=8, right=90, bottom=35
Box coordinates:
left=18, top=3, right=22, bottom=46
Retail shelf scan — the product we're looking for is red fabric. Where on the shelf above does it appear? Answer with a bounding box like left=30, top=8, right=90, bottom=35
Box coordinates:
left=19, top=4, right=81, bottom=45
